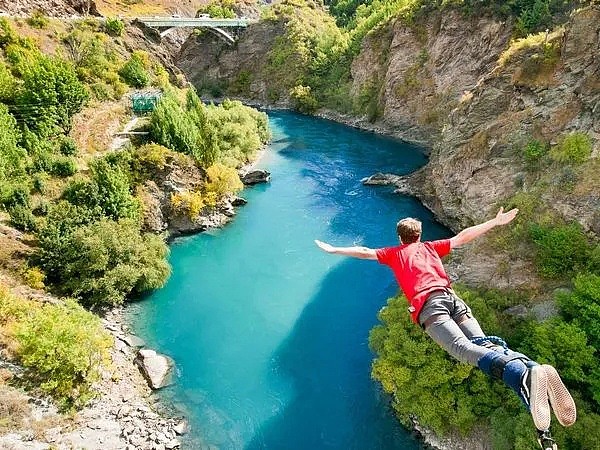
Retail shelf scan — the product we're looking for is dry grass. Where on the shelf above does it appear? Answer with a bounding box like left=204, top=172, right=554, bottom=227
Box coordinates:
left=0, top=385, right=31, bottom=434
left=8, top=18, right=69, bottom=56
left=71, top=99, right=130, bottom=157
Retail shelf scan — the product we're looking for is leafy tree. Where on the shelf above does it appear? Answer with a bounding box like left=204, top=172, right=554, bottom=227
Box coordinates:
left=46, top=218, right=170, bottom=306
left=11, top=295, right=112, bottom=408
left=17, top=54, right=89, bottom=135
left=0, top=61, right=18, bottom=102
left=119, top=51, right=150, bottom=88
left=205, top=163, right=243, bottom=199
left=0, top=104, right=26, bottom=183
left=104, top=17, right=125, bottom=36
left=529, top=222, right=591, bottom=278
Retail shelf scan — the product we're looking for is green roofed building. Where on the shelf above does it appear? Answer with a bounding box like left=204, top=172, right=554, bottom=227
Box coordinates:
left=131, top=90, right=162, bottom=114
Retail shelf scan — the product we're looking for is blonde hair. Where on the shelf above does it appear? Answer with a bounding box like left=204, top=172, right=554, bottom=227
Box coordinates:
left=396, top=218, right=422, bottom=244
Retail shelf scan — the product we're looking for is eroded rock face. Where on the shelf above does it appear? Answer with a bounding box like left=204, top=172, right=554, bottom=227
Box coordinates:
left=0, top=0, right=100, bottom=16
left=352, top=11, right=513, bottom=145
left=412, top=7, right=600, bottom=232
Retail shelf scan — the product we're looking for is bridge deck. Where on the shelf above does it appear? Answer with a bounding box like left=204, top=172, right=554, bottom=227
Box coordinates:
left=138, top=17, right=253, bottom=27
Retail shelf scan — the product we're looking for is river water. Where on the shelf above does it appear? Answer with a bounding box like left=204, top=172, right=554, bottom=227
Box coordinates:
left=128, top=111, right=450, bottom=449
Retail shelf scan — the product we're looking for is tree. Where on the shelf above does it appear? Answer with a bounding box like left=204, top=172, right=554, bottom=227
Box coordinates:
left=0, top=104, right=26, bottom=183
left=18, top=54, right=89, bottom=135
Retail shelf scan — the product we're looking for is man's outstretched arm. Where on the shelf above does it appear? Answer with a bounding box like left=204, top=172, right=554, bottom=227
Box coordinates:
left=450, top=207, right=519, bottom=249
left=314, top=240, right=378, bottom=260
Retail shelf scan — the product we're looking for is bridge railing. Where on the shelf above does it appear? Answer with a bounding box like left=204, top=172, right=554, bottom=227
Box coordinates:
left=137, top=17, right=254, bottom=27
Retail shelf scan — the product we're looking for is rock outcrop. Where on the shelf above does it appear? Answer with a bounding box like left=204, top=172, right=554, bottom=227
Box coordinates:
left=240, top=169, right=271, bottom=185
left=409, top=7, right=599, bottom=233
left=135, top=349, right=173, bottom=390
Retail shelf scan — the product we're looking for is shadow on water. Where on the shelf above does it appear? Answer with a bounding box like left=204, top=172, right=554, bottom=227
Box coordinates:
left=245, top=257, right=420, bottom=450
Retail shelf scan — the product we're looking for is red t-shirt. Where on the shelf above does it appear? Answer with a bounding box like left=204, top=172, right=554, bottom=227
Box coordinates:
left=376, top=239, right=452, bottom=323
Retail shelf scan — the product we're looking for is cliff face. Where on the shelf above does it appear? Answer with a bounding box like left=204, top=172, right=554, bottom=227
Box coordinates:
left=413, top=7, right=599, bottom=231
left=177, top=20, right=288, bottom=105
left=351, top=11, right=514, bottom=145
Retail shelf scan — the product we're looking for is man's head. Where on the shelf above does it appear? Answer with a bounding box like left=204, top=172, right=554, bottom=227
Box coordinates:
left=396, top=218, right=422, bottom=244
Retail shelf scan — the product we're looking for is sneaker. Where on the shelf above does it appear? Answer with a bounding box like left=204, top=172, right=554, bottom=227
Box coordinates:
left=537, top=429, right=558, bottom=450
left=543, top=364, right=577, bottom=427
left=523, top=365, right=551, bottom=431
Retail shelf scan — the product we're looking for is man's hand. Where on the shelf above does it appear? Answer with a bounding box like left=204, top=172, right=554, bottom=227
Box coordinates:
left=494, top=207, right=519, bottom=226
left=315, top=239, right=336, bottom=253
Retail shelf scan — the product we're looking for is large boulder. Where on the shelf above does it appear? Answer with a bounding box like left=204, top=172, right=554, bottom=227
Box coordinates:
left=240, top=169, right=271, bottom=185
left=135, top=349, right=173, bottom=390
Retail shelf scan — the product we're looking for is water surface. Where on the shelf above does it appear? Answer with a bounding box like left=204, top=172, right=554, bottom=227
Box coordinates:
left=129, top=111, right=450, bottom=449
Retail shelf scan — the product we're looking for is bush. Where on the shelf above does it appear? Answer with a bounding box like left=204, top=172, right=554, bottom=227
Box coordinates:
left=59, top=137, right=79, bottom=156
left=205, top=163, right=243, bottom=200
left=550, top=132, right=592, bottom=165
left=0, top=104, right=26, bottom=183
left=50, top=156, right=77, bottom=177
left=171, top=191, right=206, bottom=219
left=63, top=157, right=140, bottom=222
left=529, top=222, right=592, bottom=278
left=104, top=17, right=125, bottom=36
left=47, top=219, right=170, bottom=306
left=119, top=51, right=150, bottom=88
left=15, top=298, right=112, bottom=408
left=26, top=10, right=50, bottom=29
left=17, top=54, right=89, bottom=135
left=290, top=85, right=320, bottom=114
left=0, top=288, right=112, bottom=409
left=8, top=205, right=37, bottom=232
left=522, top=139, right=547, bottom=167
left=0, top=61, right=17, bottom=102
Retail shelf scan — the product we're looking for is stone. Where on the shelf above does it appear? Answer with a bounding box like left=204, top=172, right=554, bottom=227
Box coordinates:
left=231, top=196, right=248, bottom=206
left=165, top=438, right=181, bottom=449
left=173, top=420, right=187, bottom=435
left=123, top=335, right=146, bottom=348
left=135, top=349, right=173, bottom=390
left=240, top=169, right=271, bottom=185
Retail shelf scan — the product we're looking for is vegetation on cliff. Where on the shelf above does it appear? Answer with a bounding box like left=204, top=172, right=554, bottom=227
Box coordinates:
left=0, top=12, right=270, bottom=413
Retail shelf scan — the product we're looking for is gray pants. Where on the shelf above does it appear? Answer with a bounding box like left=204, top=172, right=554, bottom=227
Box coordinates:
left=418, top=290, right=502, bottom=366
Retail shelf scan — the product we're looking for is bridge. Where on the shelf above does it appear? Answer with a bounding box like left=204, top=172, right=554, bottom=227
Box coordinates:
left=137, top=17, right=255, bottom=44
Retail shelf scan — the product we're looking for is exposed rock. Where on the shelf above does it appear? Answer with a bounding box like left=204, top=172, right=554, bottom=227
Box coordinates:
left=173, top=420, right=187, bottom=435
left=240, top=169, right=271, bottom=185
left=0, top=0, right=100, bottom=17
left=231, top=196, right=248, bottom=206
left=121, top=334, right=146, bottom=348
left=135, top=349, right=173, bottom=390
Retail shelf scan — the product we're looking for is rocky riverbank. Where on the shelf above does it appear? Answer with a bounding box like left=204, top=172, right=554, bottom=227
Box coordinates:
left=0, top=307, right=186, bottom=450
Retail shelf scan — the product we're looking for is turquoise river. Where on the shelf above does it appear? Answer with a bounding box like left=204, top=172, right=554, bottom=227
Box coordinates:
left=128, top=111, right=450, bottom=449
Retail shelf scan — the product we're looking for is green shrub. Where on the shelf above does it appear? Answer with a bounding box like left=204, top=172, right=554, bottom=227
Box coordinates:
left=50, top=156, right=77, bottom=177
left=119, top=52, right=150, bottom=88
left=290, top=85, right=320, bottom=114
left=59, top=137, right=79, bottom=156
left=529, top=222, right=592, bottom=278
left=39, top=218, right=170, bottom=306
left=197, top=0, right=236, bottom=19
left=17, top=54, right=89, bottom=135
left=1, top=185, right=30, bottom=210
left=550, top=132, right=592, bottom=165
left=104, top=17, right=125, bottom=36
left=522, top=139, right=547, bottom=167
left=62, top=158, right=140, bottom=222
left=8, top=205, right=37, bottom=232
left=0, top=61, right=17, bottom=102
left=0, top=104, right=26, bottom=183
left=557, top=273, right=600, bottom=349
left=14, top=297, right=112, bottom=408
left=26, top=10, right=50, bottom=29
left=25, top=9, right=50, bottom=30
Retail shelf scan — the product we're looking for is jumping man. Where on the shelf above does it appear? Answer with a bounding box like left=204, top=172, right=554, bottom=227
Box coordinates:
left=315, top=208, right=576, bottom=450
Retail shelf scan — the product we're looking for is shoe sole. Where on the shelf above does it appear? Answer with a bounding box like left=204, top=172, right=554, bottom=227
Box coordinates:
left=543, top=364, right=577, bottom=427
left=530, top=365, right=551, bottom=431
